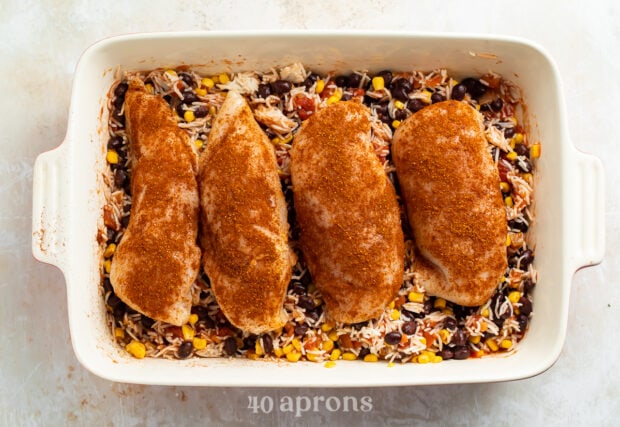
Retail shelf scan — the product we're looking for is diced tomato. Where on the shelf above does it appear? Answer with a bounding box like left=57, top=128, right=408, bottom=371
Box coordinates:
left=497, top=158, right=511, bottom=182
left=425, top=74, right=443, bottom=88
left=423, top=331, right=436, bottom=349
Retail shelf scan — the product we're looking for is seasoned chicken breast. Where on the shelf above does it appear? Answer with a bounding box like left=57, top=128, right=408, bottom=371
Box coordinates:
left=199, top=91, right=293, bottom=334
left=290, top=101, right=404, bottom=323
left=110, top=79, right=201, bottom=326
left=392, top=100, right=507, bottom=306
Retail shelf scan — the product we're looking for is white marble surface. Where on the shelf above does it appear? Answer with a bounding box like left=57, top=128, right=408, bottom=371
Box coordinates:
left=1, top=0, right=618, bottom=425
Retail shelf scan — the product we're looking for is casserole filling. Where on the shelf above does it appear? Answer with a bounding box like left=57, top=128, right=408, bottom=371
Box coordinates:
left=101, top=64, right=539, bottom=364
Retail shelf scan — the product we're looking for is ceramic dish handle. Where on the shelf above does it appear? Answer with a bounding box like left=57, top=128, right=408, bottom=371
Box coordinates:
left=32, top=142, right=69, bottom=272
left=571, top=148, right=605, bottom=270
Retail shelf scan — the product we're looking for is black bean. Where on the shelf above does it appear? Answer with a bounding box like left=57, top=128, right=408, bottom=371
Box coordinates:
left=453, top=346, right=470, bottom=360
left=452, top=329, right=467, bottom=347
left=176, top=103, right=187, bottom=117
left=290, top=282, right=306, bottom=295
left=402, top=309, right=421, bottom=321
left=391, top=79, right=412, bottom=102
left=358, top=347, right=370, bottom=359
left=517, top=314, right=529, bottom=333
left=258, top=83, right=272, bottom=98
left=177, top=341, right=193, bottom=359
left=194, top=105, right=208, bottom=118
left=451, top=84, right=466, bottom=100
left=303, top=73, right=319, bottom=89
left=106, top=228, right=117, bottom=243
left=519, top=296, right=533, bottom=316
left=300, top=271, right=312, bottom=287
left=444, top=317, right=457, bottom=330
left=503, top=127, right=516, bottom=138
left=163, top=95, right=172, bottom=104
left=453, top=304, right=474, bottom=320
left=523, top=278, right=535, bottom=293
left=341, top=92, right=352, bottom=101
left=440, top=348, right=454, bottom=360
left=393, top=109, right=408, bottom=121
left=261, top=335, right=274, bottom=354
left=223, top=337, right=238, bottom=356
left=294, top=324, right=309, bottom=336
left=113, top=95, right=125, bottom=112
left=107, top=136, right=124, bottom=150
left=517, top=157, right=533, bottom=173
left=423, top=301, right=434, bottom=315
left=120, top=215, right=130, bottom=228
left=407, top=98, right=425, bottom=112
left=402, top=321, right=417, bottom=335
left=103, top=277, right=113, bottom=294
left=107, top=293, right=122, bottom=308
left=508, top=218, right=529, bottom=232
left=141, top=316, right=155, bottom=329
left=431, top=92, right=446, bottom=104
left=391, top=77, right=412, bottom=92
left=384, top=331, right=402, bottom=345
left=375, top=101, right=389, bottom=116
left=348, top=73, right=362, bottom=88
left=376, top=70, right=392, bottom=87
left=305, top=309, right=320, bottom=323
left=271, top=80, right=292, bottom=95
left=520, top=249, right=535, bottom=268
left=514, top=143, right=529, bottom=157
left=113, top=302, right=126, bottom=320
left=182, top=91, right=199, bottom=104
left=297, top=295, right=315, bottom=311
left=114, top=82, right=128, bottom=98
left=334, top=75, right=349, bottom=87
left=191, top=305, right=209, bottom=320
left=179, top=72, right=195, bottom=87
left=490, top=98, right=503, bottom=112
left=114, top=169, right=128, bottom=188
left=461, top=77, right=487, bottom=99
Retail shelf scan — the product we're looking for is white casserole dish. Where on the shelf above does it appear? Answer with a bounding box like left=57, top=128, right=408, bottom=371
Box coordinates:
left=32, top=31, right=605, bottom=386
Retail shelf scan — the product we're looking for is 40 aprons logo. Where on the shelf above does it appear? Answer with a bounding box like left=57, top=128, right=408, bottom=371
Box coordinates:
left=248, top=394, right=373, bottom=416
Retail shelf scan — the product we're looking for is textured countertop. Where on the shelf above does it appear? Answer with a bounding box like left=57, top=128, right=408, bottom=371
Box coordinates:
left=1, top=1, right=618, bottom=425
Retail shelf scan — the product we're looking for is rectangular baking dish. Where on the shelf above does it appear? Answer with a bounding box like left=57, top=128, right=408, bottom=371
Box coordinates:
left=32, top=31, right=605, bottom=386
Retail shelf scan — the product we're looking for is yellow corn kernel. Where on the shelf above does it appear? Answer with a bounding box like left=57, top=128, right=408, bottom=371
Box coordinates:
left=145, top=83, right=154, bottom=94
left=500, top=182, right=510, bottom=193
left=408, top=291, right=424, bottom=303
left=274, top=348, right=284, bottom=358
left=388, top=300, right=395, bottom=309
left=211, top=75, right=220, bottom=84
left=270, top=137, right=282, bottom=145
left=315, top=79, right=325, bottom=94
left=184, top=110, right=195, bottom=123
left=202, top=77, right=215, bottom=89
left=510, top=138, right=516, bottom=149
left=106, top=150, right=119, bottom=165
left=390, top=309, right=401, bottom=321
left=372, top=76, right=385, bottom=91
left=506, top=235, right=512, bottom=247
left=254, top=341, right=264, bottom=356
left=114, top=327, right=125, bottom=338
left=192, top=337, right=207, bottom=350
left=246, top=351, right=259, bottom=360
left=292, top=338, right=302, bottom=351
left=450, top=78, right=459, bottom=86
left=439, top=329, right=450, bottom=344
left=420, top=90, right=433, bottom=104
left=506, top=151, right=518, bottom=161
left=509, top=291, right=521, bottom=304
left=321, top=322, right=335, bottom=332
left=363, top=354, right=379, bottom=362
left=330, top=349, right=342, bottom=361
left=126, top=340, right=146, bottom=359
left=306, top=352, right=319, bottom=362
left=324, top=361, right=336, bottom=368
left=531, top=143, right=541, bottom=158
left=419, top=337, right=427, bottom=346
left=189, top=314, right=199, bottom=326
left=218, top=73, right=230, bottom=84
left=326, top=90, right=342, bottom=105
left=182, top=324, right=195, bottom=341
left=417, top=353, right=431, bottom=364
left=432, top=355, right=443, bottom=363
left=486, top=338, right=499, bottom=352
left=394, top=100, right=405, bottom=110
left=103, top=259, right=112, bottom=274
left=328, top=330, right=339, bottom=342
left=505, top=196, right=514, bottom=208
left=443, top=308, right=454, bottom=317
left=514, top=133, right=524, bottom=143
left=195, top=88, right=207, bottom=97
left=480, top=322, right=488, bottom=332
left=322, top=339, right=334, bottom=352
left=165, top=69, right=177, bottom=77
left=434, top=298, right=446, bottom=309
left=103, top=243, right=116, bottom=258
left=286, top=351, right=302, bottom=362
left=469, top=335, right=481, bottom=344
left=500, top=339, right=513, bottom=349
left=194, top=139, right=204, bottom=149
left=208, top=106, right=217, bottom=116
left=523, top=173, right=533, bottom=183
left=283, top=344, right=294, bottom=355
left=481, top=308, right=490, bottom=318
left=392, top=120, right=402, bottom=129
left=473, top=349, right=485, bottom=358
left=342, top=352, right=357, bottom=361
